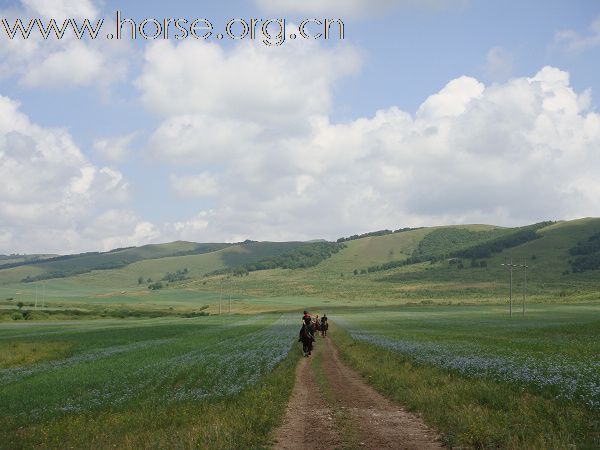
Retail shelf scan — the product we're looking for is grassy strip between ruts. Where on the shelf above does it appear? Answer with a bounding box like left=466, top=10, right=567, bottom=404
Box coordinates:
left=310, top=340, right=360, bottom=449
left=5, top=345, right=300, bottom=450
left=330, top=324, right=600, bottom=449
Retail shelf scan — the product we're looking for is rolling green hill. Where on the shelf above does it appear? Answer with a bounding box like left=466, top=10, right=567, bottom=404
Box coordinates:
left=0, top=254, right=57, bottom=265
left=0, top=242, right=234, bottom=284
left=185, top=218, right=600, bottom=305
left=2, top=218, right=600, bottom=311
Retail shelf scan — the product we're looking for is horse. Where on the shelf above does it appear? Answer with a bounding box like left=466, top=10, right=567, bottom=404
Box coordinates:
left=320, top=319, right=328, bottom=337
left=298, top=323, right=314, bottom=357
left=311, top=319, right=319, bottom=336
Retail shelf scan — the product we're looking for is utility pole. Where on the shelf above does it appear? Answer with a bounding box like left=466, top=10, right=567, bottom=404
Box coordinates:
left=219, top=278, right=223, bottom=315
left=522, top=263, right=528, bottom=316
left=501, top=261, right=516, bottom=318
left=501, top=261, right=528, bottom=318
left=509, top=263, right=512, bottom=317
left=228, top=278, right=232, bottom=314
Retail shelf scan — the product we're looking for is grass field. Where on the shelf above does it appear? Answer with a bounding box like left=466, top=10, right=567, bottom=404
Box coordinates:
left=2, top=219, right=600, bottom=448
left=333, top=303, right=600, bottom=448
left=3, top=302, right=600, bottom=448
left=0, top=314, right=299, bottom=449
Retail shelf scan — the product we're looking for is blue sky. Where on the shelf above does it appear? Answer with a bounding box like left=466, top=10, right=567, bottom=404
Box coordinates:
left=0, top=0, right=599, bottom=253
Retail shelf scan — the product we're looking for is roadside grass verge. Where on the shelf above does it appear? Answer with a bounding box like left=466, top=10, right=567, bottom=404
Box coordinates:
left=310, top=339, right=359, bottom=449
left=5, top=344, right=300, bottom=450
left=0, top=341, right=73, bottom=369
left=331, top=325, right=600, bottom=449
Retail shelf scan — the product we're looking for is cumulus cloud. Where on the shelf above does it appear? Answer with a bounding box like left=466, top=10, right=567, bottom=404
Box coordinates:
left=555, top=15, right=600, bottom=52
left=0, top=1, right=131, bottom=89
left=255, top=0, right=466, bottom=16
left=137, top=40, right=361, bottom=127
left=138, top=39, right=362, bottom=190
left=170, top=172, right=220, bottom=198
left=93, top=133, right=137, bottom=163
left=81, top=210, right=160, bottom=251
left=0, top=93, right=145, bottom=253
left=141, top=60, right=600, bottom=243
left=20, top=0, right=98, bottom=20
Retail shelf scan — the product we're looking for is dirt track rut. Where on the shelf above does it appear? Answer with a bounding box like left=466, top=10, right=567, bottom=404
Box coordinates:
left=272, top=334, right=443, bottom=449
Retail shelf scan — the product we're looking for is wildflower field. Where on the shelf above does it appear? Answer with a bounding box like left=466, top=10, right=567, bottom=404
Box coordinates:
left=334, top=303, right=600, bottom=448
left=2, top=301, right=600, bottom=449
left=0, top=314, right=299, bottom=449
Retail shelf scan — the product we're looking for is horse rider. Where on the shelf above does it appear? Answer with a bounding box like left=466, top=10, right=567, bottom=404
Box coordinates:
left=302, top=310, right=312, bottom=325
left=298, top=316, right=315, bottom=356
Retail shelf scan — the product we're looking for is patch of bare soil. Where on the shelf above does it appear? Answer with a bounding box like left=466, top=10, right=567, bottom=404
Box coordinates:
left=272, top=353, right=342, bottom=449
left=321, top=337, right=443, bottom=449
left=273, top=336, right=443, bottom=450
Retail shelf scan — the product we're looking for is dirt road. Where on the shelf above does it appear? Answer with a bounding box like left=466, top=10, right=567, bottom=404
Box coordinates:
left=272, top=336, right=443, bottom=450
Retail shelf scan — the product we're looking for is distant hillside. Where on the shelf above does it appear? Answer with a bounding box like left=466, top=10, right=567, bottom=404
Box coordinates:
left=2, top=219, right=600, bottom=305
left=375, top=218, right=600, bottom=287
left=0, top=242, right=231, bottom=284
left=0, top=240, right=311, bottom=286
left=188, top=217, right=600, bottom=303
left=0, top=254, right=57, bottom=265
left=211, top=242, right=345, bottom=276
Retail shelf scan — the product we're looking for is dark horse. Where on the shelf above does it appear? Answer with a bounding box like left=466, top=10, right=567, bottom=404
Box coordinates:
left=320, top=319, right=328, bottom=337
left=299, top=323, right=314, bottom=357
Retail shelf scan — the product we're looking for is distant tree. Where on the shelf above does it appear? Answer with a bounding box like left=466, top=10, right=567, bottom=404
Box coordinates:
left=147, top=278, right=152, bottom=283
left=137, top=276, right=144, bottom=285
left=470, top=259, right=478, bottom=268
left=340, top=273, right=344, bottom=278
left=479, top=260, right=488, bottom=268
left=360, top=269, right=367, bottom=275
left=148, top=281, right=163, bottom=290
left=162, top=269, right=189, bottom=283
left=16, top=301, right=24, bottom=309
left=353, top=269, right=359, bottom=275
left=457, top=262, right=465, bottom=269
left=531, top=255, right=537, bottom=260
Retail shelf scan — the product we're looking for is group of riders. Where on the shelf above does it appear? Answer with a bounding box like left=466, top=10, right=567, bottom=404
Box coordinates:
left=298, top=310, right=328, bottom=357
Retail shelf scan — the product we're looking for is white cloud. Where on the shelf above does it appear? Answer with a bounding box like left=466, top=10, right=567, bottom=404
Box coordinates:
left=137, top=39, right=361, bottom=130
left=0, top=93, right=138, bottom=253
left=148, top=114, right=262, bottom=164
left=417, top=76, right=484, bottom=119
left=255, top=0, right=466, bottom=16
left=0, top=1, right=131, bottom=89
left=142, top=65, right=600, bottom=243
left=82, top=210, right=160, bottom=252
left=555, top=15, right=600, bottom=52
left=93, top=133, right=137, bottom=163
left=20, top=0, right=98, bottom=20
left=170, top=172, right=219, bottom=198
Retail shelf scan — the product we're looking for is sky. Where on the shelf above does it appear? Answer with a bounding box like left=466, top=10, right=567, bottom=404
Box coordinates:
left=0, top=0, right=599, bottom=254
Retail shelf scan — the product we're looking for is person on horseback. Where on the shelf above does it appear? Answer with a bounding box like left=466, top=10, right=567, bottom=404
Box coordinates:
left=320, top=314, right=328, bottom=337
left=302, top=310, right=312, bottom=325
left=313, top=314, right=320, bottom=334
left=298, top=320, right=315, bottom=356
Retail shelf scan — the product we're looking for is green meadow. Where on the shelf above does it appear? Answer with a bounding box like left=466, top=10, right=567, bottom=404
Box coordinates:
left=2, top=218, right=600, bottom=448
left=0, top=314, right=299, bottom=449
